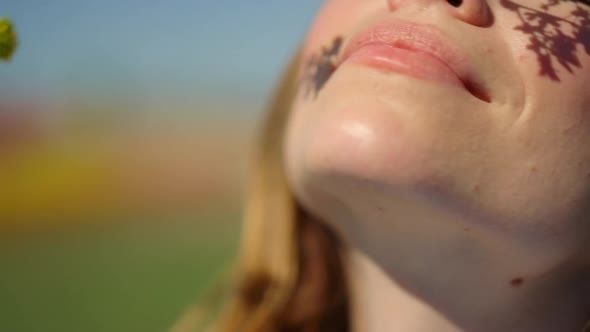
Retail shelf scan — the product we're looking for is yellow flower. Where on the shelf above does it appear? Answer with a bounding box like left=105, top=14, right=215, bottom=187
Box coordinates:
left=0, top=18, right=18, bottom=61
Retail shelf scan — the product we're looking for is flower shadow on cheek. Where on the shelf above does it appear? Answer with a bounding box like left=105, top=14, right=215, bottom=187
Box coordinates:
left=300, top=36, right=344, bottom=100
left=500, top=0, right=590, bottom=81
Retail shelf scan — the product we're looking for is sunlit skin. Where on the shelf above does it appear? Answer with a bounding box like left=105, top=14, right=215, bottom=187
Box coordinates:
left=286, top=0, right=590, bottom=331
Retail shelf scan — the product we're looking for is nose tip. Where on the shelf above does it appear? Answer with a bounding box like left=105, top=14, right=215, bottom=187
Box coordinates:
left=388, top=0, right=492, bottom=27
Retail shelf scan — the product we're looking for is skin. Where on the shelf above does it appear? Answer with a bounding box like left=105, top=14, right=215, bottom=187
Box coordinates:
left=284, top=0, right=590, bottom=331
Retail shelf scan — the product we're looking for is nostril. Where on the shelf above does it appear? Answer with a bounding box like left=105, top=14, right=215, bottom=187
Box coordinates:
left=447, top=0, right=463, bottom=7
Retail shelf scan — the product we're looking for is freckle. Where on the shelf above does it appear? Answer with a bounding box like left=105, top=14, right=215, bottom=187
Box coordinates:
left=530, top=166, right=538, bottom=173
left=472, top=184, right=480, bottom=193
left=464, top=227, right=471, bottom=232
left=510, top=277, right=524, bottom=287
left=376, top=205, right=384, bottom=212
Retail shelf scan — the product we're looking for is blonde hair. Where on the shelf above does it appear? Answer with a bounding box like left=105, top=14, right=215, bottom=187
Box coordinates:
left=172, top=51, right=350, bottom=332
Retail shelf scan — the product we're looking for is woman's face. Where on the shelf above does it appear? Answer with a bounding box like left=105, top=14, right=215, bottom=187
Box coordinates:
left=285, top=0, right=590, bottom=274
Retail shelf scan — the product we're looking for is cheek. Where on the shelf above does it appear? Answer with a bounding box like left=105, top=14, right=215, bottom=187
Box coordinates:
left=496, top=0, right=590, bottom=97
left=495, top=1, right=590, bottom=165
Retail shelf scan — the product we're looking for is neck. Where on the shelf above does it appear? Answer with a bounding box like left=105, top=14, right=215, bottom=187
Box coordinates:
left=345, top=249, right=590, bottom=332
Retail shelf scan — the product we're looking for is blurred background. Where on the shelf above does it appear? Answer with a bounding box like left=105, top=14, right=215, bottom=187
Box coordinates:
left=0, top=1, right=321, bottom=331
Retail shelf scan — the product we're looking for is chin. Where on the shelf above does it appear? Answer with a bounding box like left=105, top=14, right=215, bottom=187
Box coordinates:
left=286, top=67, right=467, bottom=206
left=294, top=98, right=434, bottom=189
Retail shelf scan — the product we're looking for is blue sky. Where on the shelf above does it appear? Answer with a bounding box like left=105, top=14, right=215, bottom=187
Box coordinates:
left=0, top=1, right=322, bottom=105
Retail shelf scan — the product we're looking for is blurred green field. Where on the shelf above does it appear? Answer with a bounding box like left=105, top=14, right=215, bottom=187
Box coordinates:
left=0, top=211, right=240, bottom=332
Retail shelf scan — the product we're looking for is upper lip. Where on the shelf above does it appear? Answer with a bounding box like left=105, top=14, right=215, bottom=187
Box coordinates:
left=337, top=19, right=490, bottom=102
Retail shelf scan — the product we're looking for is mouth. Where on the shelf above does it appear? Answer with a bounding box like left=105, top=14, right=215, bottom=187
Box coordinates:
left=337, top=20, right=491, bottom=103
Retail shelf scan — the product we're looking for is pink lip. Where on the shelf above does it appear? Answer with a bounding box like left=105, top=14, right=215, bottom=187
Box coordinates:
left=338, top=20, right=490, bottom=102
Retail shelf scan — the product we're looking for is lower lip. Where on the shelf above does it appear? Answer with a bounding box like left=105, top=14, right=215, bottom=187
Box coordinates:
left=341, top=43, right=465, bottom=89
